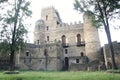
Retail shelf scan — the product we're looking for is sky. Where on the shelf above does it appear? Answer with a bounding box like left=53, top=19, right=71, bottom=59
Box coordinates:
left=29, top=0, right=120, bottom=46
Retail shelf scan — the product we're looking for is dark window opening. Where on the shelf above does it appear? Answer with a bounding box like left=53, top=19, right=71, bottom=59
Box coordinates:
left=46, top=15, right=48, bottom=20
left=37, top=40, right=39, bottom=44
left=65, top=49, right=68, bottom=54
left=47, top=26, right=49, bottom=30
left=57, top=21, right=60, bottom=25
left=44, top=49, right=48, bottom=56
left=64, top=57, right=69, bottom=70
left=76, top=59, right=79, bottom=63
left=47, top=36, right=49, bottom=41
left=26, top=51, right=29, bottom=56
left=77, top=34, right=81, bottom=46
left=81, top=52, right=84, bottom=57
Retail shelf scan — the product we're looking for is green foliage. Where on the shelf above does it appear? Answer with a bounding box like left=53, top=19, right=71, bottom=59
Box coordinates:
left=74, top=0, right=120, bottom=28
left=0, top=71, right=120, bottom=80
left=0, top=42, right=10, bottom=54
left=0, top=0, right=32, bottom=54
left=74, top=0, right=120, bottom=69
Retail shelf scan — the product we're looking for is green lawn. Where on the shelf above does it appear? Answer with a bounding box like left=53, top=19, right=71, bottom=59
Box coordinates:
left=0, top=71, right=120, bottom=80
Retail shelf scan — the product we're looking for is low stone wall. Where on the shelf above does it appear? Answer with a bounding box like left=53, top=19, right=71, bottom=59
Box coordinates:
left=69, top=63, right=87, bottom=71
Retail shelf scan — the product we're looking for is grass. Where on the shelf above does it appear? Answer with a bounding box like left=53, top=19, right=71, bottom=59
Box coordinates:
left=0, top=71, right=120, bottom=80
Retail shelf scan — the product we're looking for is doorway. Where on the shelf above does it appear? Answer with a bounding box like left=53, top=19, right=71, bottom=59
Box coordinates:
left=64, top=57, right=69, bottom=70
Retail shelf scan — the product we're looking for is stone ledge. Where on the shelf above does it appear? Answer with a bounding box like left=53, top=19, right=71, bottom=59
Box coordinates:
left=106, top=70, right=120, bottom=74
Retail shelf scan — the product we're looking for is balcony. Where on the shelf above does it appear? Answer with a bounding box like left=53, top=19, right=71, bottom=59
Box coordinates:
left=62, top=43, right=69, bottom=48
left=76, top=42, right=85, bottom=46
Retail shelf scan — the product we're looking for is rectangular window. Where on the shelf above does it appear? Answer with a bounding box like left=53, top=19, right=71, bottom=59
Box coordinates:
left=37, top=40, right=39, bottom=44
left=81, top=52, right=84, bottom=56
left=47, top=36, right=49, bottom=41
left=65, top=49, right=68, bottom=54
left=26, top=52, right=29, bottom=56
left=47, top=26, right=49, bottom=30
left=76, top=59, right=79, bottom=63
left=46, top=15, right=48, bottom=20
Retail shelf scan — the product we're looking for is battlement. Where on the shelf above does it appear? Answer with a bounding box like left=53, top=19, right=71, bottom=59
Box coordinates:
left=57, top=21, right=83, bottom=28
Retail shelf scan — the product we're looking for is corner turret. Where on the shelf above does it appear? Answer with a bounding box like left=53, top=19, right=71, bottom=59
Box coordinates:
left=83, top=13, right=101, bottom=62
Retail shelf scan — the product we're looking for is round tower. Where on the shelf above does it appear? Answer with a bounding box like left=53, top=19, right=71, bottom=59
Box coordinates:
left=83, top=13, right=101, bottom=62
left=34, top=20, right=45, bottom=45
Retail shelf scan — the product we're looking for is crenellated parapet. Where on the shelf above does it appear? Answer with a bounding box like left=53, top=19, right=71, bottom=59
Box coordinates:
left=57, top=21, right=83, bottom=29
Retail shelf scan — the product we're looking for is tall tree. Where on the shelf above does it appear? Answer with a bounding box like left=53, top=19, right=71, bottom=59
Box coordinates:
left=0, top=0, right=32, bottom=70
left=74, top=0, right=120, bottom=69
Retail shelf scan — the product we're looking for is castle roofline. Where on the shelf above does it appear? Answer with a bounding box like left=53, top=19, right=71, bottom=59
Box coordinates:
left=42, top=6, right=55, bottom=11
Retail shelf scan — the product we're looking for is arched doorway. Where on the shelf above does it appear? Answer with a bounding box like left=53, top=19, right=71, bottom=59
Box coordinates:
left=64, top=57, right=69, bottom=70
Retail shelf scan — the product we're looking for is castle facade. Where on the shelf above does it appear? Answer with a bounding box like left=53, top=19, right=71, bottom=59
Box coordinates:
left=18, top=7, right=101, bottom=71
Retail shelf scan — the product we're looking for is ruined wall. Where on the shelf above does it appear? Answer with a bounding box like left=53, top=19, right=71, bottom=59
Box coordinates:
left=19, top=43, right=61, bottom=71
left=103, top=41, right=120, bottom=68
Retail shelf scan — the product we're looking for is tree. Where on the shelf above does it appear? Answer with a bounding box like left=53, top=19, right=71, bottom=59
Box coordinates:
left=0, top=0, right=32, bottom=70
left=0, top=0, right=8, bottom=3
left=74, top=0, right=120, bottom=69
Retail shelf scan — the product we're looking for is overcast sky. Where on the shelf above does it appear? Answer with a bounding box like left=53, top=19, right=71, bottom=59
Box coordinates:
left=29, top=0, right=120, bottom=46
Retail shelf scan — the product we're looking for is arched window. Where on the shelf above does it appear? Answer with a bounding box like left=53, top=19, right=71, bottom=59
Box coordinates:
left=77, top=34, right=81, bottom=42
left=80, top=52, right=84, bottom=57
left=26, top=51, right=29, bottom=56
left=61, top=35, right=66, bottom=44
left=77, top=34, right=81, bottom=46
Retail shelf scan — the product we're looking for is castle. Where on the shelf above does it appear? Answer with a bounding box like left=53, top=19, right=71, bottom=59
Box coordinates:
left=0, top=7, right=120, bottom=70
left=16, top=7, right=102, bottom=71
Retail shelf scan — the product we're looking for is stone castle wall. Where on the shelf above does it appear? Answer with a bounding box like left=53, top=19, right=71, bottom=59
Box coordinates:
left=103, top=41, right=120, bottom=69
left=83, top=14, right=101, bottom=61
left=19, top=43, right=62, bottom=70
left=19, top=7, right=101, bottom=71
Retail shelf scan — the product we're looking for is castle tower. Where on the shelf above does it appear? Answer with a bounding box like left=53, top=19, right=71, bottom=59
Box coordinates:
left=83, top=14, right=101, bottom=62
left=34, top=7, right=62, bottom=44
left=34, top=20, right=45, bottom=44
left=41, top=7, right=62, bottom=25
left=41, top=7, right=62, bottom=43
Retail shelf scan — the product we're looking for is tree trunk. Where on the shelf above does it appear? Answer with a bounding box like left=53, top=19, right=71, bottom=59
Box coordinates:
left=9, top=0, right=22, bottom=70
left=10, top=49, right=15, bottom=70
left=97, top=1, right=117, bottom=69
left=104, top=18, right=117, bottom=69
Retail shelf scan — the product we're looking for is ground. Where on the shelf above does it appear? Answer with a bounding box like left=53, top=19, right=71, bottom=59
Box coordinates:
left=0, top=71, right=120, bottom=80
